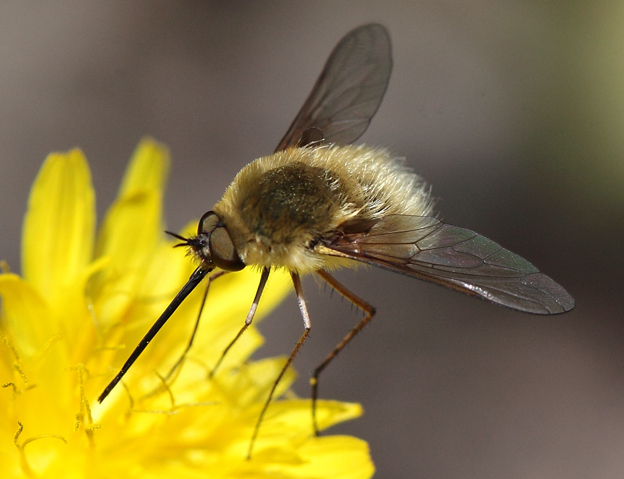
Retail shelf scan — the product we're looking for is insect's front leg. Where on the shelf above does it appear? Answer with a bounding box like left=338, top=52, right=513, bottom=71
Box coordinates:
left=210, top=267, right=270, bottom=377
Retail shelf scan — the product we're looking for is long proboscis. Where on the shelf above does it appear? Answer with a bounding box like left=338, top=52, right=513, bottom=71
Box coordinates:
left=98, top=267, right=211, bottom=403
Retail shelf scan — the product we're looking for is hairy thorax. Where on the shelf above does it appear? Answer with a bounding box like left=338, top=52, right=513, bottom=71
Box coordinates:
left=212, top=145, right=431, bottom=273
left=241, top=162, right=341, bottom=244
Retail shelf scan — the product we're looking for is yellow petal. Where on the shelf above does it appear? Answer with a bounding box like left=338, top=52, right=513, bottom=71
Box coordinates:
left=118, top=137, right=170, bottom=196
left=241, top=436, right=374, bottom=479
left=0, top=273, right=54, bottom=359
left=93, top=139, right=170, bottom=324
left=283, top=436, right=374, bottom=479
left=251, top=399, right=363, bottom=442
left=21, top=149, right=95, bottom=304
left=96, top=138, right=170, bottom=265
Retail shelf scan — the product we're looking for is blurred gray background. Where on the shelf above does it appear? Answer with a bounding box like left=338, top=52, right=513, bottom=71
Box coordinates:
left=1, top=2, right=623, bottom=478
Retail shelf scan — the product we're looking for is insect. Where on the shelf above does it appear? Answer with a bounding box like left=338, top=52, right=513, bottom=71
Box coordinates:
left=98, top=23, right=575, bottom=457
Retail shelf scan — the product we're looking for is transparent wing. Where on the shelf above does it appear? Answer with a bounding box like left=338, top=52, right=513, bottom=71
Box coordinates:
left=275, top=23, right=392, bottom=152
left=322, top=215, right=575, bottom=314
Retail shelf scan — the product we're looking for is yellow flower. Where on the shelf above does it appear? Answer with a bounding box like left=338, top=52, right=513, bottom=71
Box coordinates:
left=0, top=139, right=374, bottom=478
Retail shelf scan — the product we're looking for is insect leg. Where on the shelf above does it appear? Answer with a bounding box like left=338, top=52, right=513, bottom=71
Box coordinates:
left=247, top=271, right=311, bottom=460
left=162, top=270, right=229, bottom=384
left=312, top=269, right=376, bottom=435
left=210, top=267, right=270, bottom=378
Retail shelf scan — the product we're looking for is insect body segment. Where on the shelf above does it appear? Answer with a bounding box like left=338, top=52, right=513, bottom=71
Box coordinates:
left=213, top=144, right=431, bottom=273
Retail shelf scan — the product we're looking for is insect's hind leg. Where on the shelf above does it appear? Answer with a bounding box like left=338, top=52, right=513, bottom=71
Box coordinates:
left=312, top=269, right=376, bottom=436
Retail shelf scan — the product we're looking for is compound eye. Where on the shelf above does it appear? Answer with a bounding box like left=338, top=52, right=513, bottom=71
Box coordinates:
left=209, top=226, right=245, bottom=271
left=198, top=211, right=220, bottom=235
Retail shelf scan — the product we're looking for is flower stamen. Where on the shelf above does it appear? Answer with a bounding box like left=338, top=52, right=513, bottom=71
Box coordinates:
left=14, top=421, right=68, bottom=477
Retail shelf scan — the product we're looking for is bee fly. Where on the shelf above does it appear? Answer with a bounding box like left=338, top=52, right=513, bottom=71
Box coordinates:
left=98, top=23, right=575, bottom=457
